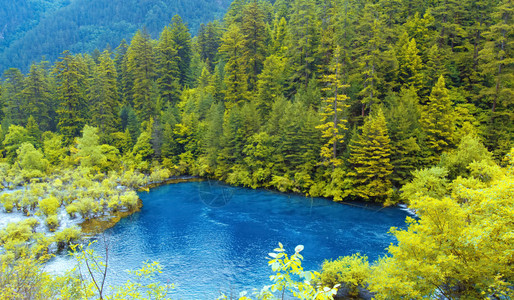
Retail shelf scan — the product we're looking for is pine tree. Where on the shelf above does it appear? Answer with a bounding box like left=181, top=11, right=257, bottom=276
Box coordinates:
left=355, top=3, right=386, bottom=115
left=169, top=15, right=192, bottom=87
left=156, top=26, right=181, bottom=106
left=219, top=24, right=249, bottom=107
left=255, top=55, right=287, bottom=115
left=385, top=88, right=422, bottom=186
left=21, top=63, right=52, bottom=131
left=286, top=0, right=321, bottom=90
left=114, top=39, right=131, bottom=105
left=348, top=108, right=394, bottom=202
left=397, top=34, right=424, bottom=92
left=241, top=0, right=268, bottom=90
left=197, top=21, right=222, bottom=69
left=25, top=116, right=41, bottom=148
left=126, top=30, right=156, bottom=121
left=478, top=0, right=513, bottom=158
left=90, top=50, right=119, bottom=139
left=424, top=44, right=450, bottom=97
left=419, top=75, right=456, bottom=164
left=132, top=119, right=155, bottom=163
left=479, top=0, right=514, bottom=114
left=53, top=51, right=89, bottom=144
left=271, top=17, right=288, bottom=55
left=1, top=68, right=25, bottom=126
left=316, top=47, right=349, bottom=167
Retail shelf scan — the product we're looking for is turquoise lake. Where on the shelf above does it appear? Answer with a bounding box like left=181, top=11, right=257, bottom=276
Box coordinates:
left=72, top=181, right=409, bottom=298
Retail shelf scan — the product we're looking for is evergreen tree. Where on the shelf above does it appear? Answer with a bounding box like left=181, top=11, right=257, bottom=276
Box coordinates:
left=424, top=44, right=450, bottom=96
left=169, top=15, right=193, bottom=87
left=397, top=34, right=424, bottom=92
left=271, top=17, right=288, bottom=55
left=219, top=24, right=249, bottom=107
left=479, top=0, right=513, bottom=114
left=1, top=68, right=26, bottom=126
left=25, top=115, right=42, bottom=148
left=419, top=75, right=456, bottom=164
left=255, top=55, right=287, bottom=115
left=156, top=26, right=181, bottom=106
left=348, top=108, right=394, bottom=202
left=53, top=51, right=89, bottom=144
left=197, top=21, right=222, bottom=70
left=286, top=0, right=321, bottom=90
left=21, top=63, right=52, bottom=131
left=478, top=0, right=514, bottom=158
left=316, top=48, right=349, bottom=167
left=385, top=88, right=422, bottom=186
left=241, top=0, right=268, bottom=90
left=355, top=3, right=386, bottom=115
left=90, top=50, right=119, bottom=139
left=126, top=30, right=156, bottom=120
left=114, top=39, right=131, bottom=105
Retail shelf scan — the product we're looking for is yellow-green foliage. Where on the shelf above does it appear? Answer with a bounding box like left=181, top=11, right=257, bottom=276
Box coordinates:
left=149, top=167, right=171, bottom=182
left=348, top=109, right=394, bottom=202
left=17, top=142, right=48, bottom=179
left=0, top=218, right=39, bottom=257
left=119, top=169, right=147, bottom=188
left=39, top=196, right=60, bottom=216
left=0, top=253, right=77, bottom=300
left=400, top=166, right=449, bottom=202
left=0, top=193, right=17, bottom=212
left=120, top=190, right=139, bottom=210
left=54, top=227, right=81, bottom=251
left=440, top=134, right=493, bottom=178
left=46, top=215, right=59, bottom=231
left=65, top=202, right=79, bottom=217
left=369, top=162, right=514, bottom=299
left=320, top=253, right=370, bottom=296
left=258, top=243, right=340, bottom=300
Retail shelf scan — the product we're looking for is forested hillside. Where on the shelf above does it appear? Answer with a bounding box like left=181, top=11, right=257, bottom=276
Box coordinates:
left=0, top=0, right=232, bottom=73
left=1, top=0, right=511, bottom=203
left=0, top=0, right=513, bottom=298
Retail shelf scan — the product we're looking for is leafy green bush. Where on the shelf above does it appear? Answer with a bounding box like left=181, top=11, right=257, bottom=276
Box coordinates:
left=54, top=227, right=81, bottom=251
left=320, top=253, right=370, bottom=296
left=46, top=215, right=59, bottom=231
left=39, top=196, right=60, bottom=216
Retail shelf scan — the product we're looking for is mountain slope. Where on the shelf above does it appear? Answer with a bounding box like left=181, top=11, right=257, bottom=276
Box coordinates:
left=0, top=0, right=232, bottom=72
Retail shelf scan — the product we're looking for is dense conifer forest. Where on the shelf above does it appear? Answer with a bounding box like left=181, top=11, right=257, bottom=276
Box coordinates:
left=0, top=0, right=512, bottom=298
left=0, top=0, right=232, bottom=72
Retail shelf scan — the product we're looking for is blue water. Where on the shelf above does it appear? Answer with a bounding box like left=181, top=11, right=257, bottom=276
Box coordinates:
left=86, top=181, right=408, bottom=298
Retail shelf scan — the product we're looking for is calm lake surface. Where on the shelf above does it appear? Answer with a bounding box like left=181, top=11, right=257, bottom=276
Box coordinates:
left=52, top=181, right=409, bottom=298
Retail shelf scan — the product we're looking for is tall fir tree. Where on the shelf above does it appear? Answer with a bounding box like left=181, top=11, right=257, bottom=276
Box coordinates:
left=286, top=0, right=321, bottom=90
left=397, top=34, right=424, bottom=92
left=53, top=51, right=89, bottom=144
left=169, top=15, right=193, bottom=87
left=385, top=88, right=422, bottom=186
left=255, top=54, right=288, bottom=115
left=114, top=39, right=131, bottom=106
left=316, top=47, right=349, bottom=167
left=219, top=24, right=249, bottom=107
left=126, top=29, right=156, bottom=121
left=348, top=108, right=394, bottom=202
left=355, top=3, right=386, bottom=115
left=156, top=26, right=181, bottom=106
left=241, top=0, right=268, bottom=90
left=21, top=63, right=52, bottom=131
left=90, top=50, right=119, bottom=140
left=197, top=21, right=223, bottom=69
left=1, top=68, right=26, bottom=126
left=419, top=75, right=456, bottom=164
